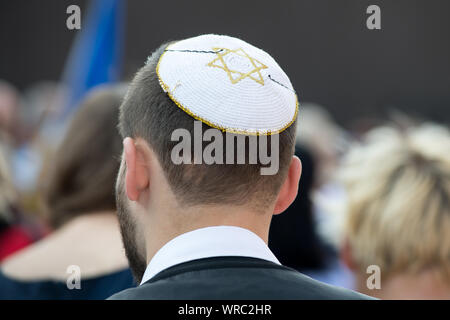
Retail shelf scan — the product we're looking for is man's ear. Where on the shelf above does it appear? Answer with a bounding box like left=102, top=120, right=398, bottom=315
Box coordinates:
left=123, top=137, right=150, bottom=202
left=273, top=155, right=302, bottom=215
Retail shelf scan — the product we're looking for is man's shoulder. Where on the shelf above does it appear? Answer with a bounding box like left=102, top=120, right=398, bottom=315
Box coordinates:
left=109, top=257, right=373, bottom=300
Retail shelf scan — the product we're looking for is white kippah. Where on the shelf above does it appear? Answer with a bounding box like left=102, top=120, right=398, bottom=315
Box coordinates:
left=156, top=34, right=298, bottom=135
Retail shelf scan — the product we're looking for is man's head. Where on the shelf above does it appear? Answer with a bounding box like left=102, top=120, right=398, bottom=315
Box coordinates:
left=340, top=124, right=450, bottom=299
left=44, top=85, right=125, bottom=228
left=115, top=35, right=301, bottom=282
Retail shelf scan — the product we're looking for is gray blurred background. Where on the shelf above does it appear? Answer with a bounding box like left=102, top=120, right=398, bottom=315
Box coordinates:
left=1, top=0, right=449, bottom=127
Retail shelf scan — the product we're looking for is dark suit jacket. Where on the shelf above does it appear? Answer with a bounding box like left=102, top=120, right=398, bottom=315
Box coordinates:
left=108, top=256, right=372, bottom=300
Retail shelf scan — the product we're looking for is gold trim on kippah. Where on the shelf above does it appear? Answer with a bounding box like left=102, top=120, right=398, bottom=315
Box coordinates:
left=155, top=43, right=298, bottom=136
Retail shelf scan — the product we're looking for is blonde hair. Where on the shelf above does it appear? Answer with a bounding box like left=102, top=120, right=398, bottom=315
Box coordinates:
left=340, top=123, right=450, bottom=282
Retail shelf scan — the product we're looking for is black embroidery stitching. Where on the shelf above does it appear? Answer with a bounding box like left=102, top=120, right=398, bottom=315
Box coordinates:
left=268, top=74, right=295, bottom=93
left=164, top=49, right=224, bottom=54
left=163, top=50, right=295, bottom=94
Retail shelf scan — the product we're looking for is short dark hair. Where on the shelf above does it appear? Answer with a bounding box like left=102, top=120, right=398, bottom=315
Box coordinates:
left=119, top=43, right=296, bottom=209
left=43, top=85, right=125, bottom=228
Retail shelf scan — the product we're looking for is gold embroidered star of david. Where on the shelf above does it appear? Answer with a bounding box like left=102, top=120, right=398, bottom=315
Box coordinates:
left=207, top=47, right=268, bottom=85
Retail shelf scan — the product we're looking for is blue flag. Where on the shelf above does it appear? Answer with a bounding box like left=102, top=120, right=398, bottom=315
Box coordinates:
left=61, top=0, right=125, bottom=118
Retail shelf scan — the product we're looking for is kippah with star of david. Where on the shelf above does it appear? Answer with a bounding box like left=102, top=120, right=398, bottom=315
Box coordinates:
left=156, top=34, right=298, bottom=135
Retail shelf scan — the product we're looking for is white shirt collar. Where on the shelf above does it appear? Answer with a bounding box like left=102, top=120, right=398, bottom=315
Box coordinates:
left=140, top=226, right=280, bottom=285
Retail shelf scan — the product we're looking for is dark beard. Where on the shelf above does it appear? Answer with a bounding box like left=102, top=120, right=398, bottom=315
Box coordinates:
left=115, top=166, right=148, bottom=284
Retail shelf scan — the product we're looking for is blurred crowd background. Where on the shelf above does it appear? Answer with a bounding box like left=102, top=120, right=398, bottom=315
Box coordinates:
left=0, top=0, right=449, bottom=299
